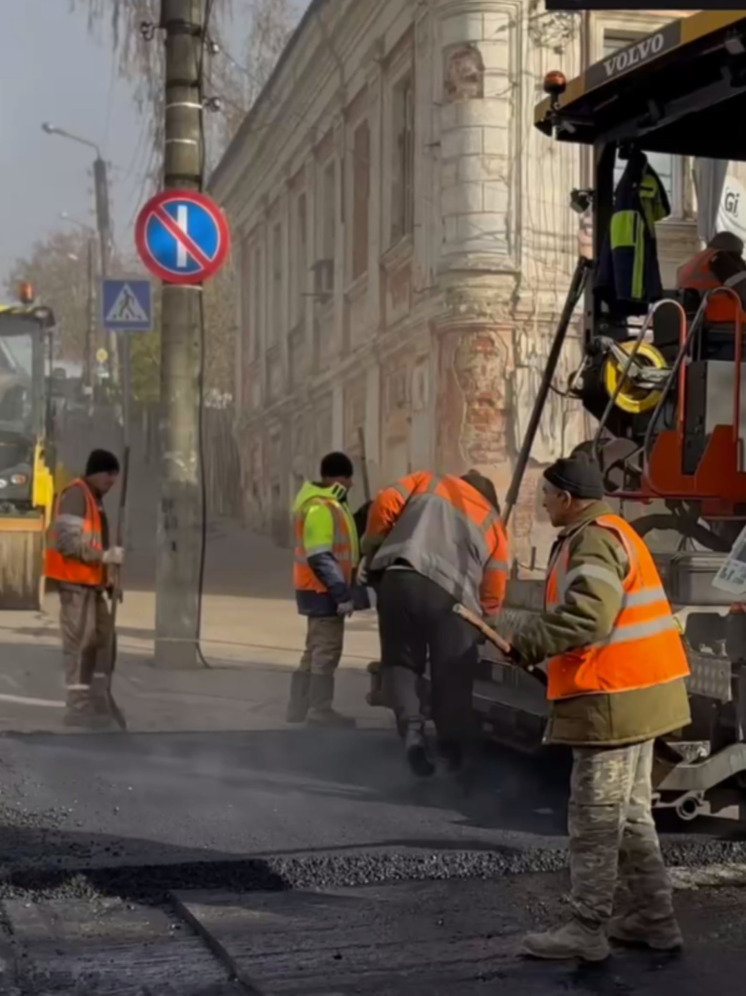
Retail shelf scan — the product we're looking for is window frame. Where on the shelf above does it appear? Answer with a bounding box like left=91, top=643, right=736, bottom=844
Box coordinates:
left=251, top=243, right=263, bottom=362
left=319, top=157, right=336, bottom=265
left=290, top=190, right=307, bottom=328
left=349, top=117, right=371, bottom=283
left=270, top=220, right=283, bottom=343
left=389, top=69, right=415, bottom=247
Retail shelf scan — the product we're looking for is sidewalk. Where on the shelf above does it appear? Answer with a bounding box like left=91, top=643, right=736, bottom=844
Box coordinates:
left=3, top=525, right=380, bottom=670
left=0, top=525, right=383, bottom=734
left=121, top=521, right=381, bottom=669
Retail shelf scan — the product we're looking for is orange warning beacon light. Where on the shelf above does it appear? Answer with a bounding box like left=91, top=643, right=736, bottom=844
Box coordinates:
left=17, top=282, right=35, bottom=305
left=543, top=70, right=567, bottom=100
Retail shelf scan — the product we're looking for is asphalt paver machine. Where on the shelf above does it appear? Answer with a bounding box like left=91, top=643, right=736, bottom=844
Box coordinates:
left=476, top=10, right=746, bottom=822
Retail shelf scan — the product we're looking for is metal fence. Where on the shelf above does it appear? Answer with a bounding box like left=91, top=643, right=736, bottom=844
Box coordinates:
left=61, top=401, right=243, bottom=530
left=139, top=402, right=243, bottom=523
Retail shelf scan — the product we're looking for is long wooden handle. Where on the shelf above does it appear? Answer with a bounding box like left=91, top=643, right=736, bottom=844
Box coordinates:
left=357, top=427, right=371, bottom=502
left=453, top=603, right=547, bottom=684
left=453, top=603, right=512, bottom=654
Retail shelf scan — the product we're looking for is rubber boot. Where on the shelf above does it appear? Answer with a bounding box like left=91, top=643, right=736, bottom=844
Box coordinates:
left=436, top=738, right=464, bottom=773
left=404, top=723, right=435, bottom=777
left=64, top=694, right=118, bottom=732
left=286, top=671, right=311, bottom=723
left=306, top=674, right=356, bottom=728
left=365, top=661, right=389, bottom=707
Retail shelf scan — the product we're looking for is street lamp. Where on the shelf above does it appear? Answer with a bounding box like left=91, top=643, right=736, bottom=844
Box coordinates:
left=42, top=122, right=102, bottom=159
left=41, top=122, right=110, bottom=277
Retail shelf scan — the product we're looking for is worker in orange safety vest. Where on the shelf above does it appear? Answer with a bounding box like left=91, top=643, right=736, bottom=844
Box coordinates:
left=45, top=449, right=124, bottom=730
left=676, top=230, right=746, bottom=323
left=361, top=469, right=509, bottom=778
left=287, top=451, right=361, bottom=728
left=505, top=454, right=691, bottom=963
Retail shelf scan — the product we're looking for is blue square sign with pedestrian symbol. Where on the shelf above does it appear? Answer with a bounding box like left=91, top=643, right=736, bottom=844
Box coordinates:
left=102, top=278, right=152, bottom=332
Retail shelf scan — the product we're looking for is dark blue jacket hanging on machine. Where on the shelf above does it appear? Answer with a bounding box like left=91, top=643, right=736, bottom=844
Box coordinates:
left=595, top=151, right=670, bottom=316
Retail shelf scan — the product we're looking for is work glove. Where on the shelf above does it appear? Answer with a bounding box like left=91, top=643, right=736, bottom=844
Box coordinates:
left=336, top=600, right=355, bottom=618
left=504, top=644, right=522, bottom=665
left=102, top=546, right=125, bottom=566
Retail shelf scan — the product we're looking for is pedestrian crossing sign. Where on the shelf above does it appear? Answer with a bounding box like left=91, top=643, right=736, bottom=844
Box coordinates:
left=102, top=278, right=152, bottom=332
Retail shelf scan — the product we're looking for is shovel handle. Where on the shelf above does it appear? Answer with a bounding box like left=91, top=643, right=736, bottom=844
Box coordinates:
left=453, top=603, right=546, bottom=684
left=453, top=603, right=512, bottom=654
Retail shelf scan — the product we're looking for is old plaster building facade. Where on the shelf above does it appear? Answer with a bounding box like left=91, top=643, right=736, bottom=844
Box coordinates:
left=210, top=2, right=698, bottom=562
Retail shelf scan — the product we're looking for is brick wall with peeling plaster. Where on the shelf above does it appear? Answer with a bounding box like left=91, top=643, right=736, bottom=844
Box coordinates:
left=214, top=1, right=704, bottom=566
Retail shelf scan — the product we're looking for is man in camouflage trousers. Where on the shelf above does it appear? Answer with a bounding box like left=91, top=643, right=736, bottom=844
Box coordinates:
left=508, top=454, right=691, bottom=962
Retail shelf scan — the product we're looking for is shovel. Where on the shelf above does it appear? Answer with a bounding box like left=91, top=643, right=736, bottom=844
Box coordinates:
left=105, top=444, right=130, bottom=731
left=453, top=603, right=547, bottom=686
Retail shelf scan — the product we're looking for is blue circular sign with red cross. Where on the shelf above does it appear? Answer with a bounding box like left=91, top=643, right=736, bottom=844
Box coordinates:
left=135, top=189, right=231, bottom=285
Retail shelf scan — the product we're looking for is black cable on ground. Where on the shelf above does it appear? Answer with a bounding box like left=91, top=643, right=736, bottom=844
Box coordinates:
left=195, top=288, right=211, bottom=669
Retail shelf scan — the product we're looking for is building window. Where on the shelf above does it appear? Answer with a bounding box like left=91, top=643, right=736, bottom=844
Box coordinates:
left=240, top=238, right=252, bottom=367
left=603, top=33, right=682, bottom=217
left=271, top=221, right=282, bottom=340
left=322, top=160, right=336, bottom=262
left=390, top=72, right=414, bottom=245
left=313, top=159, right=336, bottom=299
left=291, top=192, right=307, bottom=326
left=352, top=120, right=370, bottom=280
left=251, top=245, right=263, bottom=360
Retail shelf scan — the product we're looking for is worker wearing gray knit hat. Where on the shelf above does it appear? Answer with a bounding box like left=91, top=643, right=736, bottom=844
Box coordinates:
left=509, top=452, right=690, bottom=963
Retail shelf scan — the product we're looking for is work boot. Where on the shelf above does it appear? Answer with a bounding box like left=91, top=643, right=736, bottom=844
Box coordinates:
left=404, top=724, right=435, bottom=778
left=608, top=912, right=683, bottom=951
left=521, top=920, right=610, bottom=962
left=306, top=674, right=356, bottom=728
left=286, top=671, right=311, bottom=723
left=365, top=662, right=390, bottom=707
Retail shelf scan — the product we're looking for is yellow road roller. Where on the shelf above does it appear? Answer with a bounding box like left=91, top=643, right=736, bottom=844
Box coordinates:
left=0, top=288, right=65, bottom=609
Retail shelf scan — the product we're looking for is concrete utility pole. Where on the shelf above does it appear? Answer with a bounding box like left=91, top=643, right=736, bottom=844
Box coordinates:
left=86, top=235, right=96, bottom=396
left=91, top=155, right=125, bottom=402
left=154, top=0, right=205, bottom=668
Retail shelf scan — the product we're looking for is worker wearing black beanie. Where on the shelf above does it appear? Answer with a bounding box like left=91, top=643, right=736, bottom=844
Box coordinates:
left=45, top=447, right=125, bottom=732
left=85, top=449, right=120, bottom=478
left=543, top=453, right=604, bottom=501
left=508, top=449, right=690, bottom=961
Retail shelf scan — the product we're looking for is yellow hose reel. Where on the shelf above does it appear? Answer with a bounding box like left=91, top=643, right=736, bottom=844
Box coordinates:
left=603, top=340, right=668, bottom=414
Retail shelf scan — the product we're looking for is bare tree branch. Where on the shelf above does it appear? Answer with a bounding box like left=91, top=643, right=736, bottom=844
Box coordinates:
left=6, top=231, right=94, bottom=363
left=70, top=0, right=302, bottom=398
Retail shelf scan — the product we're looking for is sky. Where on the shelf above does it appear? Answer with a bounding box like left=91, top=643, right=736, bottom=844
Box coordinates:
left=0, top=0, right=310, bottom=287
left=1, top=1, right=157, bottom=284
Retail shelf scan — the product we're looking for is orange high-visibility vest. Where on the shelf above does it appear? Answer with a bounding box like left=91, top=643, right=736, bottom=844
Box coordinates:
left=676, top=247, right=746, bottom=323
left=367, top=471, right=509, bottom=616
left=544, top=514, right=689, bottom=701
left=293, top=498, right=354, bottom=595
left=45, top=479, right=105, bottom=587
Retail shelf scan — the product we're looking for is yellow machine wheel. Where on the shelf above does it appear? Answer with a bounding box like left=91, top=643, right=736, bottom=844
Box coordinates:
left=603, top=340, right=668, bottom=414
